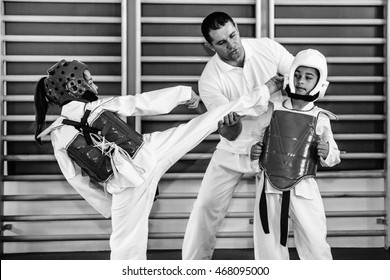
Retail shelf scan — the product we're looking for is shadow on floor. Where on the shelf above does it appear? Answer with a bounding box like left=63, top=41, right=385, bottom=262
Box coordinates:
left=1, top=248, right=389, bottom=260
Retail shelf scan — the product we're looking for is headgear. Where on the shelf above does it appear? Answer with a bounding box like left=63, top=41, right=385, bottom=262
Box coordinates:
left=287, top=49, right=329, bottom=102
left=44, top=60, right=98, bottom=106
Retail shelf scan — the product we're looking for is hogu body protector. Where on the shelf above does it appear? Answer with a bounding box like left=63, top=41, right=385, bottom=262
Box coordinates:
left=64, top=109, right=144, bottom=184
left=258, top=109, right=321, bottom=246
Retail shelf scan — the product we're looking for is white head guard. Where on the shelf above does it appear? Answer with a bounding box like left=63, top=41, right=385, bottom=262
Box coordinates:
left=288, top=49, right=329, bottom=101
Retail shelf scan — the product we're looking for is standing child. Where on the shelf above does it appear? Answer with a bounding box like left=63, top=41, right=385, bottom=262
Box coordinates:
left=34, top=60, right=281, bottom=260
left=250, top=49, right=341, bottom=260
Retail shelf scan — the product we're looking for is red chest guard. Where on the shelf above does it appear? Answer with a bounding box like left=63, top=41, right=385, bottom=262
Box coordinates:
left=259, top=110, right=320, bottom=191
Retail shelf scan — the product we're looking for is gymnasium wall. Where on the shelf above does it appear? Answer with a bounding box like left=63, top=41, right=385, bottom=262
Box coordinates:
left=0, top=0, right=388, bottom=254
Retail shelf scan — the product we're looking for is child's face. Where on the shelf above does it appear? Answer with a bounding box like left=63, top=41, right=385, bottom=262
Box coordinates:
left=293, top=66, right=319, bottom=96
left=83, top=69, right=98, bottom=93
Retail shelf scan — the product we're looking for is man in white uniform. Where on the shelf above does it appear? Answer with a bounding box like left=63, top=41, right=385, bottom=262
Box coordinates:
left=182, top=12, right=294, bottom=260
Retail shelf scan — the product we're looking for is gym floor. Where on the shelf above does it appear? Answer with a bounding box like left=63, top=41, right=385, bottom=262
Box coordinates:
left=1, top=248, right=389, bottom=260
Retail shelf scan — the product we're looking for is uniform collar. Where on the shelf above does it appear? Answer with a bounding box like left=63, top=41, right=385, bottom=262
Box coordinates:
left=283, top=98, right=315, bottom=111
left=61, top=101, right=88, bottom=118
left=37, top=101, right=87, bottom=139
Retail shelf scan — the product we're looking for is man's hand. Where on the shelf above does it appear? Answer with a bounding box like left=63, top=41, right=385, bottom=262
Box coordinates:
left=218, top=112, right=242, bottom=141
left=250, top=142, right=263, bottom=161
left=317, top=139, right=329, bottom=159
left=265, top=73, right=284, bottom=94
left=219, top=111, right=240, bottom=126
left=186, top=90, right=200, bottom=109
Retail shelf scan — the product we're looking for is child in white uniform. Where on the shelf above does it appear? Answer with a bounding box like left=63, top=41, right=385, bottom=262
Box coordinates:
left=34, top=60, right=282, bottom=260
left=250, top=49, right=341, bottom=259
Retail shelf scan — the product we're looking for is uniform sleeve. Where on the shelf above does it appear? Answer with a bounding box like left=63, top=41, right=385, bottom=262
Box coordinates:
left=101, top=85, right=192, bottom=117
left=267, top=38, right=294, bottom=75
left=317, top=114, right=341, bottom=167
left=51, top=132, right=112, bottom=218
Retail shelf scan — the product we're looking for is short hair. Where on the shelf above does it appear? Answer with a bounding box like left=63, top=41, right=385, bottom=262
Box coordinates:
left=201, top=12, right=236, bottom=44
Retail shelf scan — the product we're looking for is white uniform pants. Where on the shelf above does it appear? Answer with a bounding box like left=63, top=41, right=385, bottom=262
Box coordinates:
left=109, top=95, right=263, bottom=260
left=182, top=149, right=253, bottom=260
left=253, top=173, right=332, bottom=260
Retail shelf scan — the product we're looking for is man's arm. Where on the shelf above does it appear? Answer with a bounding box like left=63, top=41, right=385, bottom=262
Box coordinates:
left=218, top=74, right=284, bottom=141
left=266, top=38, right=294, bottom=75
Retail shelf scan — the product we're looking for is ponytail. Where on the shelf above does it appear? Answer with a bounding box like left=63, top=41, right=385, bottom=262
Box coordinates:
left=34, top=77, right=49, bottom=145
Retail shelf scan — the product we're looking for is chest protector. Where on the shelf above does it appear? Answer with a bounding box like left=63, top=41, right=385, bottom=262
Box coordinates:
left=259, top=110, right=320, bottom=191
left=64, top=110, right=144, bottom=183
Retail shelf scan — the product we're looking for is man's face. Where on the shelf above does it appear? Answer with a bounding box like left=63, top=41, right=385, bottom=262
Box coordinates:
left=208, top=21, right=244, bottom=67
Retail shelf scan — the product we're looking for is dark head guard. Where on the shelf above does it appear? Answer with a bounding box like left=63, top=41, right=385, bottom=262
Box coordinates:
left=44, top=60, right=98, bottom=106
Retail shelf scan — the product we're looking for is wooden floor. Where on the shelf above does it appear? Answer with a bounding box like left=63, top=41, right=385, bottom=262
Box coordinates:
left=1, top=248, right=389, bottom=260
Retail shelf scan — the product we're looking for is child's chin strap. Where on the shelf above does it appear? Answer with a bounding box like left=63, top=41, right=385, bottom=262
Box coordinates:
left=285, top=85, right=319, bottom=102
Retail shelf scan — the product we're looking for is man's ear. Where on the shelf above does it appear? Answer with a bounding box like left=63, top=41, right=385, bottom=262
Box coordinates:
left=204, top=42, right=215, bottom=52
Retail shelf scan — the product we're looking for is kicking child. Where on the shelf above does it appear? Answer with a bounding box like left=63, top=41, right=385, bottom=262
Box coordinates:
left=34, top=59, right=281, bottom=260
